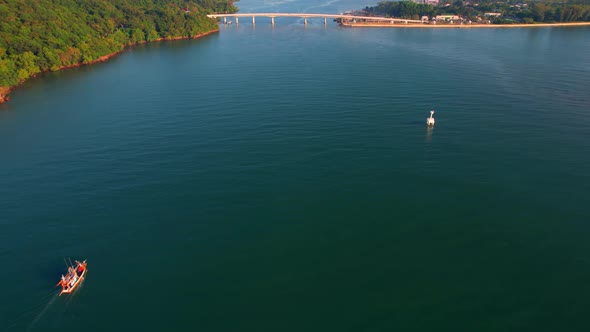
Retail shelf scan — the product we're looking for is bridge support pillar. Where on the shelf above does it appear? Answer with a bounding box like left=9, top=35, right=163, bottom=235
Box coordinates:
left=223, top=17, right=227, bottom=24
left=324, top=17, right=327, bottom=25
left=235, top=17, right=239, bottom=25
left=271, top=17, right=275, bottom=25
left=304, top=17, right=307, bottom=25
left=252, top=16, right=255, bottom=25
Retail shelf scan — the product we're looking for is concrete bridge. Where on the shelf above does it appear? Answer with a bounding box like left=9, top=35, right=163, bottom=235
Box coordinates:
left=207, top=13, right=423, bottom=26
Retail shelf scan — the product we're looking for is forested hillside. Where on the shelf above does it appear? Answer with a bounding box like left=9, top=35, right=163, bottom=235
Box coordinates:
left=0, top=0, right=237, bottom=102
left=365, top=1, right=590, bottom=23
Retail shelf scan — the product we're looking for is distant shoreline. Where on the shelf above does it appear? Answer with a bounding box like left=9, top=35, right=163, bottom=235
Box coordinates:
left=340, top=22, right=590, bottom=28
left=0, top=30, right=218, bottom=105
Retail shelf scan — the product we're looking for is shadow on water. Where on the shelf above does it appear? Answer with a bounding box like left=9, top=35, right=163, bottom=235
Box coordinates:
left=38, top=263, right=66, bottom=282
left=3, top=34, right=220, bottom=105
left=0, top=101, right=15, bottom=112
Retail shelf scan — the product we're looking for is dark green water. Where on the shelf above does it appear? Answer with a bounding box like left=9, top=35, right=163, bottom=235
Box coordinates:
left=1, top=0, right=590, bottom=331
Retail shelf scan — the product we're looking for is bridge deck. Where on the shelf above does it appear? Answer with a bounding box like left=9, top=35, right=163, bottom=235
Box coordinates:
left=207, top=13, right=422, bottom=23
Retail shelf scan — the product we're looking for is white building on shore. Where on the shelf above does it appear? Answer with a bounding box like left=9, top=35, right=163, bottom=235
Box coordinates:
left=412, top=0, right=440, bottom=5
left=435, top=15, right=461, bottom=21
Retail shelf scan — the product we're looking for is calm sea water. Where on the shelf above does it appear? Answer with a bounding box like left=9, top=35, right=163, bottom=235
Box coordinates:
left=1, top=0, right=590, bottom=331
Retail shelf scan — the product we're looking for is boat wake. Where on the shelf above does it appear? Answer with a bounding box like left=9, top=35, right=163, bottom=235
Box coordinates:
left=25, top=293, right=58, bottom=332
left=2, top=261, right=87, bottom=331
left=1, top=290, right=58, bottom=332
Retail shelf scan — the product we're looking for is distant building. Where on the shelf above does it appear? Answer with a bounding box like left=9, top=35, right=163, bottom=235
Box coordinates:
left=421, top=16, right=430, bottom=22
left=412, top=0, right=439, bottom=5
left=484, top=12, right=502, bottom=17
left=435, top=15, right=461, bottom=21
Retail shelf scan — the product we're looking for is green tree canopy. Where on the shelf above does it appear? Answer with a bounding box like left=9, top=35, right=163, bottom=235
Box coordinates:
left=0, top=0, right=238, bottom=89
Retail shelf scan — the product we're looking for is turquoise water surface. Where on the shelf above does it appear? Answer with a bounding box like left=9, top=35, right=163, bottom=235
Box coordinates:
left=1, top=0, right=589, bottom=331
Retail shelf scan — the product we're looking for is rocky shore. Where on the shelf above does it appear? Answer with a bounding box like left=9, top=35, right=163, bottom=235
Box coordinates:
left=0, top=87, right=10, bottom=104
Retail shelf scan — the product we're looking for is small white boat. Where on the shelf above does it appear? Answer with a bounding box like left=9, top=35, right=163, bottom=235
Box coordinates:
left=427, top=110, right=435, bottom=126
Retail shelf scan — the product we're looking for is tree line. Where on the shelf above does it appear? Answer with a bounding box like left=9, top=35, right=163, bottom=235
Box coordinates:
left=0, top=0, right=238, bottom=91
left=364, top=1, right=590, bottom=23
